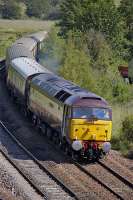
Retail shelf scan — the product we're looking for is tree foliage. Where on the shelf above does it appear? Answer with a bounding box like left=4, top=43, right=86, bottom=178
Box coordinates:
left=0, top=0, right=62, bottom=19
left=60, top=0, right=124, bottom=41
left=119, top=0, right=133, bottom=60
left=59, top=0, right=129, bottom=60
left=26, top=0, right=50, bottom=19
left=56, top=30, right=130, bottom=102
left=1, top=0, right=23, bottom=19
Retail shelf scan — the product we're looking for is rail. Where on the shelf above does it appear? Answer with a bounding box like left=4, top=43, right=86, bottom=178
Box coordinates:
left=0, top=121, right=79, bottom=200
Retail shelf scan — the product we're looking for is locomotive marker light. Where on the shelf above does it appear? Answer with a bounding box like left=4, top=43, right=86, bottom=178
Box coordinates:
left=72, top=140, right=82, bottom=151
left=102, top=142, right=111, bottom=153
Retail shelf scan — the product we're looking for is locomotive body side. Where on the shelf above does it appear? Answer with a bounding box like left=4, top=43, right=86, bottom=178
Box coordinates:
left=28, top=81, right=64, bottom=131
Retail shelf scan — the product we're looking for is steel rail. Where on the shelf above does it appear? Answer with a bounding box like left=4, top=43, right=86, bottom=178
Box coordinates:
left=0, top=148, right=45, bottom=198
left=98, top=160, right=133, bottom=189
left=39, top=128, right=126, bottom=200
left=73, top=161, right=124, bottom=200
left=0, top=121, right=79, bottom=200
left=33, top=123, right=129, bottom=200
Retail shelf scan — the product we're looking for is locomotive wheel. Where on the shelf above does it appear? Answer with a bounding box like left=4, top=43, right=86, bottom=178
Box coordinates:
left=32, top=114, right=37, bottom=126
left=40, top=123, right=46, bottom=135
left=55, top=137, right=60, bottom=146
left=36, top=117, right=41, bottom=132
left=21, top=107, right=28, bottom=117
left=58, top=140, right=63, bottom=149
left=46, top=127, right=52, bottom=139
left=52, top=132, right=58, bottom=144
left=64, top=145, right=69, bottom=155
left=72, top=151, right=80, bottom=161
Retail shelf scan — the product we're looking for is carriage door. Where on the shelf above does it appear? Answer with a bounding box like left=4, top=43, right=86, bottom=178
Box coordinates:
left=62, top=105, right=71, bottom=139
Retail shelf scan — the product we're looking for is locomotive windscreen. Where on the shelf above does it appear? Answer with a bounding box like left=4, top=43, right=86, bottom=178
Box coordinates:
left=72, top=107, right=111, bottom=120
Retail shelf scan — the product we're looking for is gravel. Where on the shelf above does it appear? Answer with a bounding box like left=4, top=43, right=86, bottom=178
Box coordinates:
left=0, top=152, right=44, bottom=200
left=108, top=150, right=133, bottom=171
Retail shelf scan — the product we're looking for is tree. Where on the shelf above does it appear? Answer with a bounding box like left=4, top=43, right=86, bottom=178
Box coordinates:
left=119, top=0, right=133, bottom=60
left=26, top=0, right=50, bottom=19
left=1, top=0, right=23, bottom=19
left=59, top=0, right=125, bottom=51
left=119, top=0, right=133, bottom=34
left=59, top=38, right=95, bottom=90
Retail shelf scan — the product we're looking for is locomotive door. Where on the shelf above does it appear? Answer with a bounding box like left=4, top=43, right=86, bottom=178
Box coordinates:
left=62, top=105, right=71, bottom=139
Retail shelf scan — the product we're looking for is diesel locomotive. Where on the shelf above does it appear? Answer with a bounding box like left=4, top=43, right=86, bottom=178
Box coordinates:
left=5, top=31, right=112, bottom=160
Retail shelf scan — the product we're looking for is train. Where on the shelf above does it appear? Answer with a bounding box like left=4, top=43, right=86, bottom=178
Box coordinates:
left=5, top=31, right=112, bottom=160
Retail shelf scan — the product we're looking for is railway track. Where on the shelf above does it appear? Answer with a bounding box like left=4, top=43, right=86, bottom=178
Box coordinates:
left=0, top=116, right=132, bottom=200
left=74, top=161, right=133, bottom=200
left=0, top=78, right=132, bottom=200
left=0, top=120, right=117, bottom=200
left=40, top=124, right=133, bottom=200
left=0, top=121, right=77, bottom=200
left=45, top=132, right=133, bottom=200
left=98, top=160, right=133, bottom=189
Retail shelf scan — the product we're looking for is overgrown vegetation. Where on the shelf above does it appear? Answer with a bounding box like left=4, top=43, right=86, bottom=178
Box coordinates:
left=112, top=114, right=133, bottom=158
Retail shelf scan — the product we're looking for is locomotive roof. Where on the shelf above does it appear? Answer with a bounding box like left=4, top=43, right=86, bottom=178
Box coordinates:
left=6, top=44, right=34, bottom=61
left=29, top=31, right=48, bottom=42
left=11, top=57, right=47, bottom=79
left=31, top=73, right=108, bottom=106
left=14, top=37, right=37, bottom=51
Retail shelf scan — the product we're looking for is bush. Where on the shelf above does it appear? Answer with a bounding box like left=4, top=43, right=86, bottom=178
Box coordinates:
left=122, top=115, right=133, bottom=141
left=120, top=115, right=133, bottom=158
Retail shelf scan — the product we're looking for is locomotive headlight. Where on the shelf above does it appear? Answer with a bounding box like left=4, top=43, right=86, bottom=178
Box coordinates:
left=102, top=142, right=111, bottom=153
left=72, top=140, right=82, bottom=151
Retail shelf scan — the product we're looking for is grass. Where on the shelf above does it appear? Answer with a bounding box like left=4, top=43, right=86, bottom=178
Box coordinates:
left=0, top=19, right=54, bottom=57
left=112, top=101, right=133, bottom=136
left=112, top=101, right=133, bottom=157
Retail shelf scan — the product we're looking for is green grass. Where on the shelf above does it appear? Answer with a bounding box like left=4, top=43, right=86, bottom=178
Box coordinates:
left=112, top=101, right=133, bottom=157
left=112, top=102, right=133, bottom=136
left=0, top=19, right=54, bottom=57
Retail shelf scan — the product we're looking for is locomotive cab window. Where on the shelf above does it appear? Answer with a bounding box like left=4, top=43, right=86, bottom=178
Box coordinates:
left=72, top=107, right=111, bottom=120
